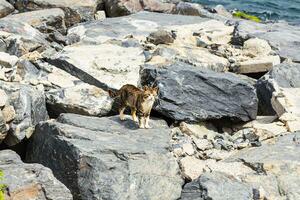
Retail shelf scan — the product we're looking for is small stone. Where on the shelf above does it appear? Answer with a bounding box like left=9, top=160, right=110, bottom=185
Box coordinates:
left=95, top=11, right=106, bottom=20
left=0, top=89, right=7, bottom=107
left=0, top=51, right=18, bottom=68
left=194, top=139, right=213, bottom=151
left=182, top=143, right=195, bottom=156
left=147, top=30, right=175, bottom=45
left=179, top=156, right=206, bottom=180
left=2, top=105, right=15, bottom=123
left=173, top=147, right=184, bottom=157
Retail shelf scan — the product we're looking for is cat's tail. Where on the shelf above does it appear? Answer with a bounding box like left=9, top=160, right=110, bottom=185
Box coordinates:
left=108, top=89, right=120, bottom=98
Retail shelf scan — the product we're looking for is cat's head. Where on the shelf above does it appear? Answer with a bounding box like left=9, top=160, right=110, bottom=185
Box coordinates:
left=142, top=86, right=158, bottom=101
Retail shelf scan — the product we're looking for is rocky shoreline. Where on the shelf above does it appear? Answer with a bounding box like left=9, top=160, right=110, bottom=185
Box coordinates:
left=0, top=0, right=299, bottom=199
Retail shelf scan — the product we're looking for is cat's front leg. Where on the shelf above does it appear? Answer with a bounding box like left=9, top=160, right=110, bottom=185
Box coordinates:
left=145, top=115, right=151, bottom=129
left=139, top=116, right=145, bottom=129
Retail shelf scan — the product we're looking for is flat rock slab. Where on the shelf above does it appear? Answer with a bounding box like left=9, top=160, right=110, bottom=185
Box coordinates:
left=46, top=83, right=113, bottom=117
left=5, top=8, right=66, bottom=34
left=11, top=0, right=100, bottom=26
left=0, top=150, right=72, bottom=200
left=26, top=113, right=183, bottom=200
left=0, top=81, right=48, bottom=146
left=141, top=62, right=258, bottom=122
left=48, top=43, right=145, bottom=90
left=234, top=20, right=300, bottom=62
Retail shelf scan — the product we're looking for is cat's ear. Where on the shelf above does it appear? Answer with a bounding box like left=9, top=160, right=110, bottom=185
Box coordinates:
left=142, top=85, right=149, bottom=90
left=153, top=86, right=159, bottom=94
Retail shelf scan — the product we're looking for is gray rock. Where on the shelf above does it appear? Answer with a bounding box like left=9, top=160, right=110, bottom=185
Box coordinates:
left=233, top=20, right=300, bottom=62
left=0, top=150, right=72, bottom=200
left=11, top=0, right=101, bottom=27
left=181, top=172, right=253, bottom=200
left=0, top=19, right=50, bottom=57
left=141, top=62, right=258, bottom=122
left=225, top=132, right=300, bottom=200
left=0, top=81, right=48, bottom=146
left=256, top=62, right=300, bottom=115
left=26, top=113, right=183, bottom=200
left=173, top=2, right=229, bottom=22
left=0, top=0, right=14, bottom=18
left=4, top=8, right=67, bottom=34
left=104, top=0, right=175, bottom=17
left=147, top=29, right=175, bottom=45
left=46, top=83, right=113, bottom=117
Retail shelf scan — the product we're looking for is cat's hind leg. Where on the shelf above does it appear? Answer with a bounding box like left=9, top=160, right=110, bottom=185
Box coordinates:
left=119, top=104, right=126, bottom=121
left=131, top=107, right=138, bottom=122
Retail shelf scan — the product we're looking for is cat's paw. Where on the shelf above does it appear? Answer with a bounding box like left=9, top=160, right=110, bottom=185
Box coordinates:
left=120, top=116, right=126, bottom=121
left=139, top=124, right=145, bottom=129
left=145, top=125, right=151, bottom=129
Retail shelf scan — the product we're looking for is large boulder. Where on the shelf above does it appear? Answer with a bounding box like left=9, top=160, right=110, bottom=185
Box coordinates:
left=0, top=19, right=50, bottom=57
left=0, top=81, right=48, bottom=146
left=141, top=62, right=258, bottom=122
left=4, top=8, right=66, bottom=34
left=0, top=0, right=14, bottom=18
left=0, top=150, right=72, bottom=200
left=233, top=20, right=300, bottom=62
left=10, top=0, right=101, bottom=26
left=46, top=83, right=113, bottom=117
left=26, top=114, right=183, bottom=200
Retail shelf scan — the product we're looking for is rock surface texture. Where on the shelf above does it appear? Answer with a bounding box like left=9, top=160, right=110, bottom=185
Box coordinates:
left=26, top=114, right=183, bottom=200
left=141, top=62, right=258, bottom=122
left=0, top=150, right=73, bottom=200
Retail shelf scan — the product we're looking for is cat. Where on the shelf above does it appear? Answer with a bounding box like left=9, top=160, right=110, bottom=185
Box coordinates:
left=108, top=84, right=158, bottom=129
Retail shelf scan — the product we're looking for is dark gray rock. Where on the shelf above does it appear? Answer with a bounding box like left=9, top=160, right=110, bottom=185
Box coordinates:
left=0, top=19, right=50, bottom=56
left=141, top=62, right=258, bottom=122
left=26, top=113, right=183, bottom=200
left=0, top=81, right=48, bottom=146
left=181, top=172, right=253, bottom=200
left=173, top=2, right=229, bottom=22
left=0, top=150, right=72, bottom=200
left=256, top=62, right=300, bottom=115
left=233, top=20, right=300, bottom=62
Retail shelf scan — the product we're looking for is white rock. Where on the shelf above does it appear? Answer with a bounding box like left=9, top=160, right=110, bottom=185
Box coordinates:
left=182, top=143, right=194, bottom=156
left=243, top=38, right=272, bottom=57
left=179, top=156, right=207, bottom=180
left=2, top=105, right=15, bottom=123
left=194, top=139, right=213, bottom=151
left=0, top=89, right=7, bottom=107
left=180, top=122, right=218, bottom=140
left=95, top=11, right=106, bottom=21
left=0, top=52, right=18, bottom=68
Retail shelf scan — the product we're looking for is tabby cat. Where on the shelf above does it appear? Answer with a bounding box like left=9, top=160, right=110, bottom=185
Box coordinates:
left=108, top=84, right=158, bottom=129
